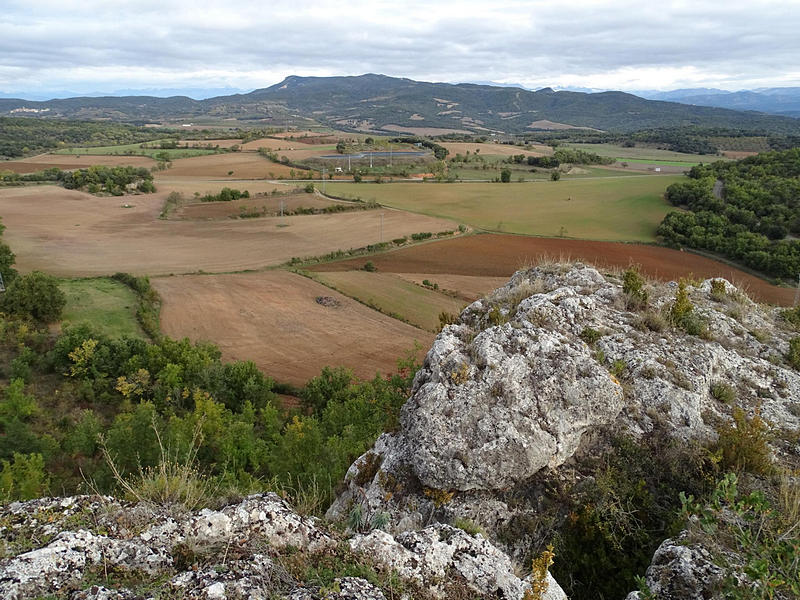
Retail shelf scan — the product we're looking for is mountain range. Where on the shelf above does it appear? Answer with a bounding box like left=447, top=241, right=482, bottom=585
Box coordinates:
left=2, top=74, right=799, bottom=135
left=635, top=87, right=800, bottom=117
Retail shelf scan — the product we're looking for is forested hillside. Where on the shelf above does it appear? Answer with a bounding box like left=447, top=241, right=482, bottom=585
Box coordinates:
left=0, top=117, right=165, bottom=158
left=658, top=148, right=800, bottom=280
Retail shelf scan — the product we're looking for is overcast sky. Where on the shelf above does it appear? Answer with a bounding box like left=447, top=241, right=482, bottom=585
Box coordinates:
left=2, top=0, right=799, bottom=98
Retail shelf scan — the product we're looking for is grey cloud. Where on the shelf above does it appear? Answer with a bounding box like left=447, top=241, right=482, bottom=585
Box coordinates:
left=1, top=0, right=798, bottom=94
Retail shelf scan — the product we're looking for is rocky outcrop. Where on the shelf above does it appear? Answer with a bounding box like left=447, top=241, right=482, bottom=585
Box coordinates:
left=0, top=493, right=562, bottom=599
left=624, top=533, right=725, bottom=600
left=328, top=264, right=800, bottom=587
left=351, top=523, right=566, bottom=600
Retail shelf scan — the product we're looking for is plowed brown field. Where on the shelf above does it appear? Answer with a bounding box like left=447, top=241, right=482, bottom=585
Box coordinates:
left=174, top=194, right=338, bottom=220
left=0, top=186, right=458, bottom=276
left=1, top=154, right=156, bottom=173
left=166, top=153, right=309, bottom=178
left=311, top=234, right=795, bottom=306
left=440, top=142, right=551, bottom=157
left=153, top=271, right=433, bottom=385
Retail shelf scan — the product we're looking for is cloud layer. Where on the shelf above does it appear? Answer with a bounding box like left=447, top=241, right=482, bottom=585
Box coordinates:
left=2, top=0, right=799, bottom=97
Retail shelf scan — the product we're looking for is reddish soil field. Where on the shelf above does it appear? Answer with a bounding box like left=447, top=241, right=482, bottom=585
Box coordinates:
left=174, top=194, right=337, bottom=220
left=311, top=234, right=795, bottom=306
left=0, top=186, right=456, bottom=277
left=153, top=271, right=433, bottom=385
left=166, top=153, right=310, bottom=178
left=1, top=154, right=156, bottom=174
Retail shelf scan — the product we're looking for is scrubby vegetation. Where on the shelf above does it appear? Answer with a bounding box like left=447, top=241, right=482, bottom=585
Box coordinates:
left=0, top=310, right=419, bottom=511
left=0, top=117, right=164, bottom=158
left=198, top=187, right=250, bottom=202
left=1, top=165, right=155, bottom=195
left=658, top=148, right=800, bottom=279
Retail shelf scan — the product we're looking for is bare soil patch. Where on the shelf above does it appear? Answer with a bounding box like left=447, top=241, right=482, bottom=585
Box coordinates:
left=528, top=120, right=600, bottom=131
left=440, top=142, right=551, bottom=157
left=152, top=176, right=290, bottom=196
left=311, top=234, right=795, bottom=306
left=174, top=194, right=337, bottom=220
left=381, top=125, right=473, bottom=136
left=166, top=153, right=310, bottom=178
left=0, top=186, right=456, bottom=276
left=1, top=154, right=156, bottom=174
left=154, top=271, right=432, bottom=385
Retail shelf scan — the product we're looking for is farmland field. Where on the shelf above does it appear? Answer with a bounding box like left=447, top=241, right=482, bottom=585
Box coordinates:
left=325, top=176, right=682, bottom=242
left=0, top=153, right=157, bottom=174
left=154, top=271, right=433, bottom=385
left=311, top=233, right=795, bottom=306
left=163, top=153, right=311, bottom=178
left=59, top=278, right=144, bottom=338
left=173, top=193, right=339, bottom=220
left=441, top=142, right=551, bottom=157
left=52, top=141, right=217, bottom=160
left=309, top=270, right=466, bottom=331
left=152, top=176, right=290, bottom=196
left=0, top=185, right=458, bottom=276
left=563, top=142, right=720, bottom=163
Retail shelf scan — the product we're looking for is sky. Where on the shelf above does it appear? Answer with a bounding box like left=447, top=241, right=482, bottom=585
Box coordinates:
left=2, top=0, right=799, bottom=99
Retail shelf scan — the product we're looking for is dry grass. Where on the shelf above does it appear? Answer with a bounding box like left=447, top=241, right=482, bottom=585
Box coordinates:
left=100, top=419, right=218, bottom=511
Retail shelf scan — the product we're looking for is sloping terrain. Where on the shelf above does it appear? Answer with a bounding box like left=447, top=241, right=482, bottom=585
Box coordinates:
left=3, top=74, right=800, bottom=134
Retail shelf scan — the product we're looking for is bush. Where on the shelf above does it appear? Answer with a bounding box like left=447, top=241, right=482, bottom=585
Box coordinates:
left=0, top=452, right=49, bottom=501
left=715, top=407, right=772, bottom=475
left=788, top=337, right=800, bottom=370
left=622, top=267, right=648, bottom=310
left=579, top=327, right=603, bottom=344
left=710, top=381, right=736, bottom=404
left=500, top=168, right=512, bottom=183
left=363, top=261, right=377, bottom=272
left=550, top=170, right=561, bottom=181
left=1, top=271, right=66, bottom=323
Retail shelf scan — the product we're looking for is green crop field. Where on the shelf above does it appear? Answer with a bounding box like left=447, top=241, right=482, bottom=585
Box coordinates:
left=563, top=142, right=724, bottom=164
left=309, top=271, right=465, bottom=332
left=59, top=278, right=144, bottom=338
left=615, top=158, right=706, bottom=167
left=54, top=141, right=218, bottom=160
left=446, top=164, right=644, bottom=181
left=326, top=175, right=683, bottom=242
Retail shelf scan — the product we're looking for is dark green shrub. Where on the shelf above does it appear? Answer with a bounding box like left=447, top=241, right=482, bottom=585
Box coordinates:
left=710, top=381, right=736, bottom=404
left=579, top=327, right=603, bottom=345
left=1, top=271, right=66, bottom=323
left=622, top=267, right=648, bottom=310
left=788, top=337, right=800, bottom=370
left=363, top=261, right=377, bottom=272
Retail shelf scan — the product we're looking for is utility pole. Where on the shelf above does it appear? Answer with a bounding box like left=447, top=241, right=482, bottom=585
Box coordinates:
left=322, top=167, right=326, bottom=193
left=389, top=144, right=392, bottom=166
left=369, top=152, right=373, bottom=168
left=348, top=154, right=351, bottom=172
left=380, top=212, right=384, bottom=243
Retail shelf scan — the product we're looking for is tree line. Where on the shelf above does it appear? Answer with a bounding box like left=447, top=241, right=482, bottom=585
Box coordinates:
left=0, top=117, right=166, bottom=158
left=1, top=165, right=155, bottom=195
left=658, top=148, right=800, bottom=280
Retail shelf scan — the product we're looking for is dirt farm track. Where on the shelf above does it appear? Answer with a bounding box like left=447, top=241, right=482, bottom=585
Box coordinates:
left=312, top=234, right=796, bottom=306
left=154, top=271, right=433, bottom=385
